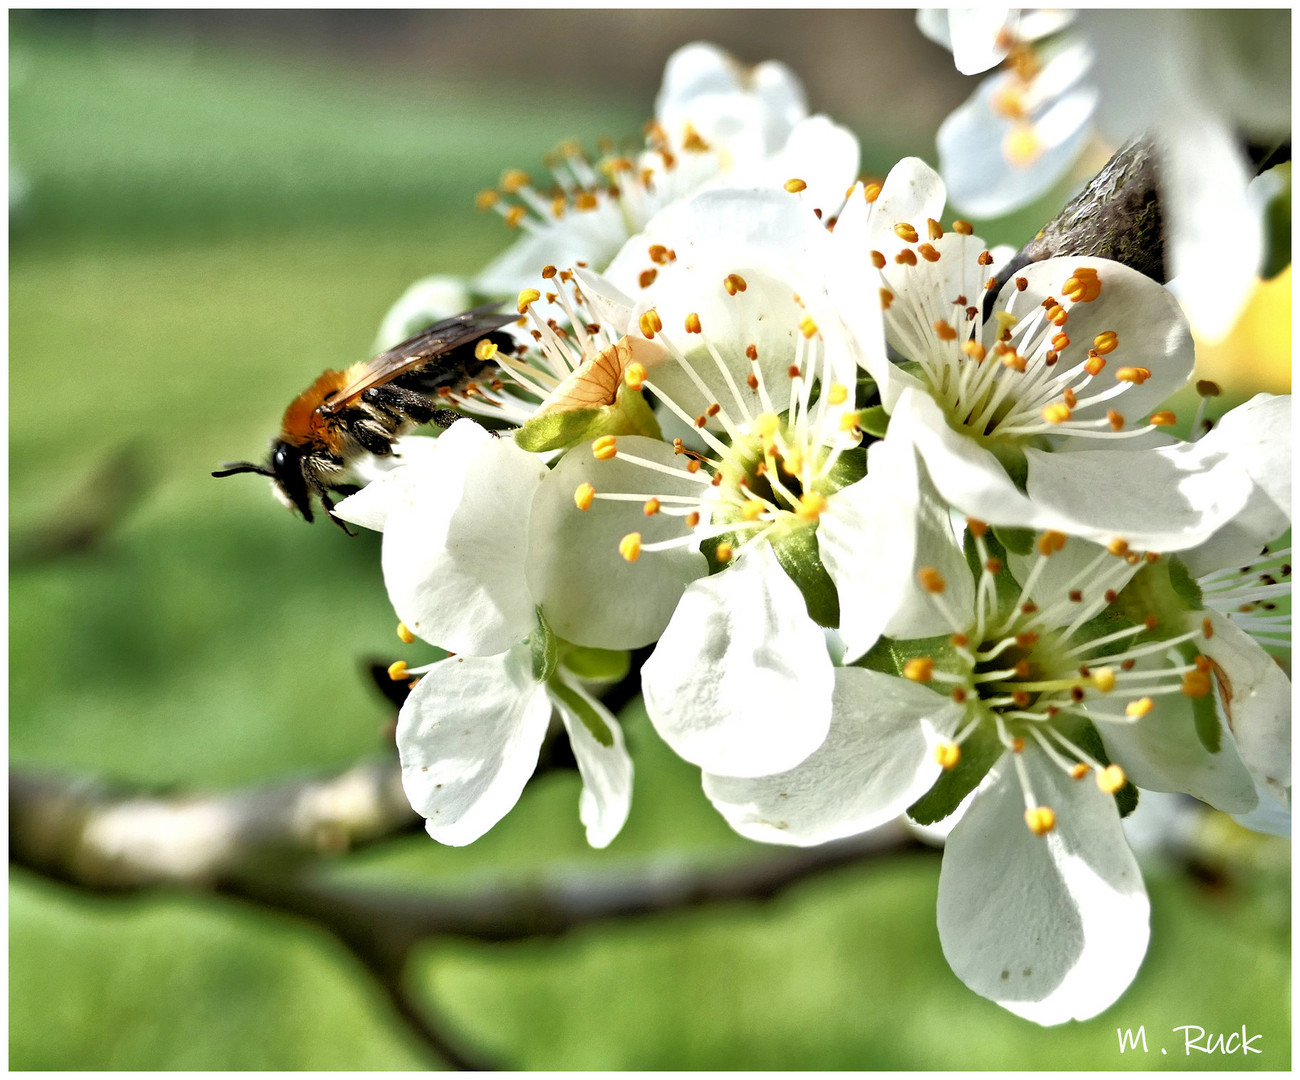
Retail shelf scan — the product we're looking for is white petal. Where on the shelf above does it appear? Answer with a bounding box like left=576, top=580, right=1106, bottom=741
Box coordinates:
left=1005, top=256, right=1193, bottom=421
left=937, top=747, right=1150, bottom=1025
left=1160, top=114, right=1260, bottom=343
left=821, top=430, right=974, bottom=661
left=867, top=157, right=947, bottom=255
left=917, top=8, right=1014, bottom=75
left=1196, top=393, right=1291, bottom=518
left=552, top=679, right=633, bottom=849
left=1199, top=612, right=1291, bottom=803
left=526, top=436, right=708, bottom=649
left=757, top=114, right=860, bottom=218
left=642, top=541, right=833, bottom=778
left=703, top=667, right=963, bottom=845
left=371, top=421, right=548, bottom=655
left=397, top=644, right=552, bottom=847
left=1092, top=655, right=1258, bottom=815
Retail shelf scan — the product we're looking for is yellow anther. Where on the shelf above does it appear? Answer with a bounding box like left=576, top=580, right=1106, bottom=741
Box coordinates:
left=1115, top=366, right=1151, bottom=385
left=517, top=288, right=541, bottom=313
left=1096, top=764, right=1127, bottom=794
left=1041, top=402, right=1072, bottom=425
left=724, top=273, right=748, bottom=295
left=1070, top=762, right=1091, bottom=781
left=573, top=191, right=598, bottom=212
left=839, top=411, right=862, bottom=433
left=1046, top=303, right=1068, bottom=326
left=784, top=177, right=807, bottom=193
left=1149, top=411, right=1176, bottom=426
left=903, top=657, right=935, bottom=682
left=918, top=243, right=941, bottom=262
left=964, top=519, right=988, bottom=539
left=1024, top=806, right=1056, bottom=836
left=918, top=567, right=947, bottom=593
left=863, top=183, right=882, bottom=202
left=895, top=248, right=918, bottom=266
left=685, top=312, right=702, bottom=334
left=574, top=482, right=596, bottom=511
left=1107, top=409, right=1125, bottom=431
left=396, top=622, right=415, bottom=645
left=755, top=413, right=781, bottom=439
left=1004, top=124, right=1043, bottom=167
left=799, top=314, right=819, bottom=339
left=1084, top=355, right=1106, bottom=377
left=504, top=205, right=527, bottom=229
left=1093, top=330, right=1119, bottom=354
left=592, top=435, right=618, bottom=460
left=740, top=499, right=764, bottom=523
left=879, top=288, right=894, bottom=310
left=1125, top=697, right=1154, bottom=718
left=500, top=168, right=531, bottom=192
left=625, top=362, right=647, bottom=391
left=934, top=741, right=961, bottom=769
left=827, top=383, right=849, bottom=406
left=639, top=268, right=658, bottom=289
left=642, top=497, right=661, bottom=517
left=894, top=222, right=919, bottom=243
left=962, top=340, right=987, bottom=362
left=927, top=218, right=944, bottom=240
left=474, top=339, right=498, bottom=361
left=619, top=533, right=642, bottom=562
left=1107, top=538, right=1130, bottom=557
left=933, top=319, right=958, bottom=341
left=1037, top=530, right=1067, bottom=556
left=639, top=309, right=663, bottom=338
left=1181, top=670, right=1212, bottom=698
left=715, top=542, right=734, bottom=563
left=796, top=492, right=827, bottom=521
left=952, top=219, right=974, bottom=235
left=475, top=189, right=500, bottom=211
left=387, top=660, right=409, bottom=682
left=1091, top=667, right=1117, bottom=693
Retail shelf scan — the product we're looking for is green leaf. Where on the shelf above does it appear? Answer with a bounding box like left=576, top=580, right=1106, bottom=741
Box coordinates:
left=530, top=607, right=558, bottom=682
left=907, top=711, right=1002, bottom=826
left=547, top=678, right=614, bottom=748
left=560, top=646, right=631, bottom=685
left=1167, top=555, right=1204, bottom=611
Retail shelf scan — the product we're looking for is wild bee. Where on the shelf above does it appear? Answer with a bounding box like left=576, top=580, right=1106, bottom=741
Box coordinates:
left=213, top=307, right=516, bottom=530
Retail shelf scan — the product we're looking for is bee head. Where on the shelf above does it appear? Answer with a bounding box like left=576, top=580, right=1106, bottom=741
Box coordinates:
left=212, top=441, right=315, bottom=523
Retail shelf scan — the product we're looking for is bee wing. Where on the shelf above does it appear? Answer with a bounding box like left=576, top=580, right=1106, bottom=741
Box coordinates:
left=323, top=308, right=517, bottom=413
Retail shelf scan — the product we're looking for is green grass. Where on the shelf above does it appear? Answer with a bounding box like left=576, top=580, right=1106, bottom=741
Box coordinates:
left=9, top=15, right=1290, bottom=1071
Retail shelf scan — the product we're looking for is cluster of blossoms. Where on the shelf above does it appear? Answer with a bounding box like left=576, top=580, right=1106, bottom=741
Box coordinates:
left=335, top=43, right=1291, bottom=1024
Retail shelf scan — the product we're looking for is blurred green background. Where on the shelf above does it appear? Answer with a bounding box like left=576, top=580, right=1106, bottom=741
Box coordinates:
left=10, top=10, right=1290, bottom=1070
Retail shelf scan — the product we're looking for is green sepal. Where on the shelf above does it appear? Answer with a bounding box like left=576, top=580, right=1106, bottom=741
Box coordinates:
left=993, top=525, right=1035, bottom=556
left=771, top=525, right=840, bottom=628
left=858, top=405, right=890, bottom=439
left=560, top=646, right=631, bottom=685
left=513, top=389, right=662, bottom=453
left=854, top=631, right=960, bottom=679
left=546, top=677, right=614, bottom=748
left=530, top=607, right=558, bottom=682
left=1167, top=555, right=1204, bottom=611
left=855, top=374, right=879, bottom=407
left=1175, top=639, right=1222, bottom=754
left=1261, top=161, right=1291, bottom=280
left=907, top=708, right=1003, bottom=826
left=824, top=446, right=868, bottom=493
left=987, top=440, right=1030, bottom=491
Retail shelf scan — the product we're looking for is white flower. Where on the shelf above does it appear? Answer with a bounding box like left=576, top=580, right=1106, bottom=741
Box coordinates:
left=334, top=421, right=703, bottom=846
left=828, top=156, right=1255, bottom=552
left=470, top=42, right=857, bottom=298
left=526, top=186, right=946, bottom=778
left=919, top=8, right=1291, bottom=341
left=702, top=458, right=1289, bottom=1022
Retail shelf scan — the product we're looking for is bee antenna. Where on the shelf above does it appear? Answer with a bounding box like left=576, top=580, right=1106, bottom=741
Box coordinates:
left=212, top=461, right=274, bottom=479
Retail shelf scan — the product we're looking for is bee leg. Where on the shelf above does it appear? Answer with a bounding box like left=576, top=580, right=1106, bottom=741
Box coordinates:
left=364, top=385, right=438, bottom=425
left=319, top=493, right=357, bottom=536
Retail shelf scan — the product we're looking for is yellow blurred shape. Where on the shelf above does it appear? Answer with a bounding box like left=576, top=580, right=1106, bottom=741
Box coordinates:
left=1194, top=268, right=1293, bottom=394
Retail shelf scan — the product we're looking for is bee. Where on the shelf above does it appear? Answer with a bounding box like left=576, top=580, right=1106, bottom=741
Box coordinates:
left=213, top=307, right=517, bottom=530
